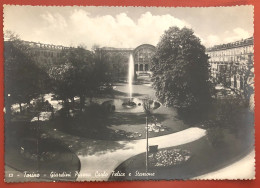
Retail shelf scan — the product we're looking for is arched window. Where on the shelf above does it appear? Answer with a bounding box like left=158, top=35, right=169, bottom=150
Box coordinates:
left=240, top=77, right=244, bottom=90
left=234, top=76, right=237, bottom=88
left=140, top=64, right=143, bottom=71
left=145, top=64, right=148, bottom=71
left=135, top=64, right=138, bottom=71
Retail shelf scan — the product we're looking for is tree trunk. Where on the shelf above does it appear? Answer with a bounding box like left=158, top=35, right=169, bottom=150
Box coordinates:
left=63, top=99, right=70, bottom=118
left=80, top=95, right=85, bottom=112
left=146, top=116, right=149, bottom=172
left=19, top=102, right=22, bottom=113
left=71, top=97, right=75, bottom=108
left=5, top=102, right=12, bottom=122
left=89, top=92, right=93, bottom=104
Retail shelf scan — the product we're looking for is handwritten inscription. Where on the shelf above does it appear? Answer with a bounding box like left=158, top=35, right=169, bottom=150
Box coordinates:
left=23, top=171, right=40, bottom=178
left=14, top=170, right=156, bottom=179
left=135, top=171, right=155, bottom=177
left=50, top=171, right=71, bottom=178
left=95, top=171, right=108, bottom=177
left=75, top=171, right=91, bottom=177
left=111, top=171, right=125, bottom=177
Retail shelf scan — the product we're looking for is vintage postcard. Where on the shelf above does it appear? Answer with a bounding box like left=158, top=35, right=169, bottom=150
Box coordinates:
left=3, top=5, right=255, bottom=182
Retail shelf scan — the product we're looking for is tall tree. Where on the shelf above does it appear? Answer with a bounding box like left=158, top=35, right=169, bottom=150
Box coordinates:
left=107, top=53, right=128, bottom=82
left=50, top=46, right=98, bottom=112
left=92, top=52, right=114, bottom=89
left=4, top=32, right=49, bottom=113
left=220, top=59, right=254, bottom=104
left=151, top=27, right=214, bottom=112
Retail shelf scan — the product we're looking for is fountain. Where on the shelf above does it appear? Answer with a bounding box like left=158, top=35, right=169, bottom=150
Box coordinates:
left=122, top=54, right=136, bottom=108
left=102, top=53, right=161, bottom=112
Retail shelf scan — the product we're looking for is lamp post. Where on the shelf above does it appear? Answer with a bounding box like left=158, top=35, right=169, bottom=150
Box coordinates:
left=6, top=94, right=11, bottom=123
left=36, top=111, right=40, bottom=175
left=146, top=116, right=148, bottom=172
left=35, top=100, right=43, bottom=176
left=142, top=98, right=151, bottom=173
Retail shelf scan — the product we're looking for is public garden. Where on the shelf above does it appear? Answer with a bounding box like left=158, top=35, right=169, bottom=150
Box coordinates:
left=4, top=27, right=254, bottom=181
left=5, top=75, right=254, bottom=181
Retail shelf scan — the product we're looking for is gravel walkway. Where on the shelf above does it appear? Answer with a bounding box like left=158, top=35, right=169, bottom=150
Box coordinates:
left=193, top=150, right=255, bottom=180
left=76, top=127, right=206, bottom=181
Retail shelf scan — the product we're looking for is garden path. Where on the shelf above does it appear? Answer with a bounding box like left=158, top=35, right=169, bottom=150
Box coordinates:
left=76, top=127, right=206, bottom=181
left=193, top=150, right=255, bottom=180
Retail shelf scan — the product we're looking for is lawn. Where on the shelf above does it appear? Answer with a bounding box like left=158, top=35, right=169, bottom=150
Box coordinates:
left=47, top=82, right=190, bottom=141
left=5, top=78, right=254, bottom=181
left=108, top=103, right=255, bottom=180
left=5, top=119, right=80, bottom=182
left=109, top=127, right=254, bottom=180
left=5, top=137, right=80, bottom=182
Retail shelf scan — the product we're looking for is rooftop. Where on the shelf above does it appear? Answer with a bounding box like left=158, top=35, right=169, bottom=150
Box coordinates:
left=206, top=37, right=253, bottom=52
left=5, top=40, right=71, bottom=50
left=100, top=47, right=134, bottom=51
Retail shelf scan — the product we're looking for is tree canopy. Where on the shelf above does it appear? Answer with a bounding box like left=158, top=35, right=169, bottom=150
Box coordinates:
left=4, top=33, right=49, bottom=112
left=151, top=27, right=214, bottom=111
left=49, top=46, right=116, bottom=112
left=4, top=31, right=121, bottom=116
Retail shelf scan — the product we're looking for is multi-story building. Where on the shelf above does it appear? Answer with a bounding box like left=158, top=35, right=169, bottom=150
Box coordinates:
left=206, top=37, right=254, bottom=94
left=5, top=40, right=71, bottom=70
left=97, top=44, right=156, bottom=77
left=22, top=41, right=71, bottom=68
left=9, top=38, right=254, bottom=94
left=6, top=39, right=156, bottom=79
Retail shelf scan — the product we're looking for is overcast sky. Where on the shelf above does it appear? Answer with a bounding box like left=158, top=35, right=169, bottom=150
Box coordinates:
left=4, top=5, right=254, bottom=49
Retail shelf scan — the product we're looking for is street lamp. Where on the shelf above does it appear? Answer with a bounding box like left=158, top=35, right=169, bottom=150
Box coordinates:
left=36, top=110, right=40, bottom=175
left=146, top=116, right=148, bottom=172
left=142, top=98, right=152, bottom=172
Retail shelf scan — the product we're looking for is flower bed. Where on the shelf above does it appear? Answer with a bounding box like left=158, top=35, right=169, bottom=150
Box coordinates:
left=149, top=149, right=191, bottom=167
left=20, top=138, right=60, bottom=162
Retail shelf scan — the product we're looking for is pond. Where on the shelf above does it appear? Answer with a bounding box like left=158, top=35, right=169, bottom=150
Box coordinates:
left=40, top=83, right=189, bottom=141
left=102, top=98, right=161, bottom=113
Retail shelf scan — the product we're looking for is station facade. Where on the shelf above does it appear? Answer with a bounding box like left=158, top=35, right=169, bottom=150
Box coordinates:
left=97, top=44, right=156, bottom=76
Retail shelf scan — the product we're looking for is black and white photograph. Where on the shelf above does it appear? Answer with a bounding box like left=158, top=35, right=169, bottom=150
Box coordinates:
left=3, top=5, right=255, bottom=182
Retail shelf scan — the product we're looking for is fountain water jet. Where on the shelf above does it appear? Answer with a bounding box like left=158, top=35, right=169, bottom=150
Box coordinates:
left=122, top=54, right=136, bottom=107
left=128, top=54, right=134, bottom=99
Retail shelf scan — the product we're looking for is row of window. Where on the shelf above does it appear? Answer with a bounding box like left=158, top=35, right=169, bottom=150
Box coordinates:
left=212, top=64, right=247, bottom=74
left=207, top=45, right=253, bottom=57
left=32, top=50, right=62, bottom=58
left=209, top=54, right=253, bottom=63
left=134, top=47, right=155, bottom=64
left=216, top=74, right=244, bottom=89
left=135, top=64, right=149, bottom=71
